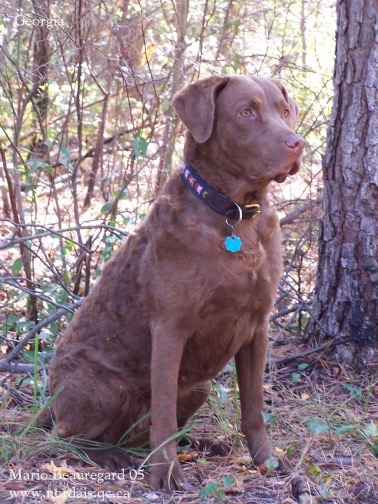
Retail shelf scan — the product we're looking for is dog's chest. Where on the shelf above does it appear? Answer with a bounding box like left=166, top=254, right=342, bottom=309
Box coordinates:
left=178, top=312, right=257, bottom=385
left=177, top=267, right=271, bottom=384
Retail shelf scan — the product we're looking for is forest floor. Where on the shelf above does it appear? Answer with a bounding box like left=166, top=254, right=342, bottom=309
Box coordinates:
left=1, top=349, right=377, bottom=504
left=1, top=172, right=377, bottom=503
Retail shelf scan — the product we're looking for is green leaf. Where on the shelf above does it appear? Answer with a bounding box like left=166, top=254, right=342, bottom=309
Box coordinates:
left=308, top=463, right=321, bottom=475
left=12, top=257, right=23, bottom=276
left=63, top=271, right=72, bottom=283
left=15, top=320, right=35, bottom=334
left=23, top=349, right=54, bottom=364
left=264, top=458, right=279, bottom=471
left=298, top=363, right=309, bottom=370
left=196, top=457, right=208, bottom=465
left=307, top=418, right=329, bottom=435
left=262, top=412, right=278, bottom=424
left=133, top=136, right=148, bottom=158
left=200, top=481, right=219, bottom=495
left=334, top=424, right=356, bottom=435
left=199, top=481, right=226, bottom=501
left=371, top=443, right=378, bottom=456
left=64, top=239, right=75, bottom=252
left=58, top=157, right=74, bottom=173
left=36, top=163, right=53, bottom=174
left=341, top=383, right=362, bottom=400
left=291, top=372, right=301, bottom=383
left=100, top=201, right=114, bottom=214
left=286, top=444, right=293, bottom=460
left=307, top=463, right=322, bottom=483
left=221, top=475, right=235, bottom=488
left=59, top=145, right=71, bottom=161
left=319, top=482, right=333, bottom=498
left=113, top=189, right=127, bottom=200
left=363, top=422, right=378, bottom=439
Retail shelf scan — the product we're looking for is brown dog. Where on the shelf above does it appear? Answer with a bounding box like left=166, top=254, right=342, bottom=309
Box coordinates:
left=49, top=75, right=304, bottom=491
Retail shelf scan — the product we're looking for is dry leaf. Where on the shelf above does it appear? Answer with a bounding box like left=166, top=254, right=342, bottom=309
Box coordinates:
left=40, top=460, right=76, bottom=477
left=178, top=452, right=198, bottom=462
left=257, top=463, right=269, bottom=475
left=47, top=491, right=69, bottom=504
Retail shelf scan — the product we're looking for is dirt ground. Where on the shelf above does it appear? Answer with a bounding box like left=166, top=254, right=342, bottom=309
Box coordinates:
left=1, top=350, right=377, bottom=504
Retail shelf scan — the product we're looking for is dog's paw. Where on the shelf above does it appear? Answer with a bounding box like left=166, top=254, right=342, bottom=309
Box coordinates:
left=150, top=456, right=194, bottom=492
left=85, top=447, right=135, bottom=472
left=257, top=455, right=292, bottom=475
left=182, top=434, right=232, bottom=457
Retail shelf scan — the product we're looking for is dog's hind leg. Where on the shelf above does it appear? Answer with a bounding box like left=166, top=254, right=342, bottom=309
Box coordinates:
left=177, top=381, right=211, bottom=426
left=177, top=382, right=231, bottom=456
left=51, top=376, right=150, bottom=471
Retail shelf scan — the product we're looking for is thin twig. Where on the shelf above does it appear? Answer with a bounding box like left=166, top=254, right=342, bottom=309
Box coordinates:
left=270, top=303, right=306, bottom=322
left=0, top=220, right=128, bottom=250
left=279, top=197, right=321, bottom=227
left=1, top=300, right=82, bottom=366
left=0, top=362, right=37, bottom=373
left=268, top=336, right=351, bottom=367
left=0, top=277, right=81, bottom=311
left=0, top=146, right=38, bottom=320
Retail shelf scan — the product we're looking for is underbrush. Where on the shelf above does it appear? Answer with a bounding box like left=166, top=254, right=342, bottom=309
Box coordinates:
left=1, top=354, right=377, bottom=503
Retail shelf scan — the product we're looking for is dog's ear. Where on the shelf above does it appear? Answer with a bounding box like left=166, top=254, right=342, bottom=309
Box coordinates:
left=287, top=96, right=299, bottom=129
left=172, top=76, right=229, bottom=143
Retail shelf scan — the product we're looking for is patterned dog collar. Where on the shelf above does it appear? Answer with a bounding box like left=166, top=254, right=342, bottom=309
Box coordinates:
left=181, top=162, right=261, bottom=220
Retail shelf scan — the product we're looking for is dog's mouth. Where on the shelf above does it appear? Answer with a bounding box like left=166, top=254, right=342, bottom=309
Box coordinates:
left=273, top=159, right=301, bottom=184
left=274, top=173, right=289, bottom=183
left=248, top=159, right=302, bottom=186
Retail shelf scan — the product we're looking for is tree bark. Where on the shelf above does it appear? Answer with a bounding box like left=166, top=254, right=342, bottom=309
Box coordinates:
left=305, top=0, right=378, bottom=368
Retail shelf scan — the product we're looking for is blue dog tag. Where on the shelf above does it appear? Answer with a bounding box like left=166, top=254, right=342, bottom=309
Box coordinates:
left=225, top=235, right=242, bottom=252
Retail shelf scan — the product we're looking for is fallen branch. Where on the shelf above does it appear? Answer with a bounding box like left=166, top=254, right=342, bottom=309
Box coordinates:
left=0, top=362, right=36, bottom=373
left=268, top=336, right=351, bottom=368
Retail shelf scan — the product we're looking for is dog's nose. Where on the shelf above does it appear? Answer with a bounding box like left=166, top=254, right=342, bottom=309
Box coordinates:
left=285, top=134, right=305, bottom=152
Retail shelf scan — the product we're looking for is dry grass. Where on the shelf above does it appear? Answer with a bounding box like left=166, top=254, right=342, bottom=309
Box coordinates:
left=1, top=353, right=377, bottom=503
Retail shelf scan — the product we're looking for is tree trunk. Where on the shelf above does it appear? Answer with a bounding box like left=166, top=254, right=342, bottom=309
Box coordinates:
left=305, top=0, right=378, bottom=368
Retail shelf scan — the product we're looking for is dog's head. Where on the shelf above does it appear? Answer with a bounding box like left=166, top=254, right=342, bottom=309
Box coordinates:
left=172, top=75, right=304, bottom=189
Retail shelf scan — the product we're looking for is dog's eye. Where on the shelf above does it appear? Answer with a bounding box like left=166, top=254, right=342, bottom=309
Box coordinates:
left=240, top=109, right=253, bottom=117
left=283, top=108, right=290, bottom=118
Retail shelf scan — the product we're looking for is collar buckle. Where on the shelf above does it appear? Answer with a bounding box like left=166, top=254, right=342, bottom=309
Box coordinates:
left=243, top=203, right=261, bottom=219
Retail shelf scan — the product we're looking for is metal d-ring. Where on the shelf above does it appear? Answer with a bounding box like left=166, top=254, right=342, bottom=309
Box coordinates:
left=225, top=203, right=243, bottom=233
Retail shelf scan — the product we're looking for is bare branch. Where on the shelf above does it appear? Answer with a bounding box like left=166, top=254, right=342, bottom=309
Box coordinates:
left=1, top=300, right=82, bottom=367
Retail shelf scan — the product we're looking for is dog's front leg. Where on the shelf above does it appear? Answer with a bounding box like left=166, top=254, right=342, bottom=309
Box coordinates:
left=235, top=324, right=289, bottom=471
left=149, top=323, right=190, bottom=492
